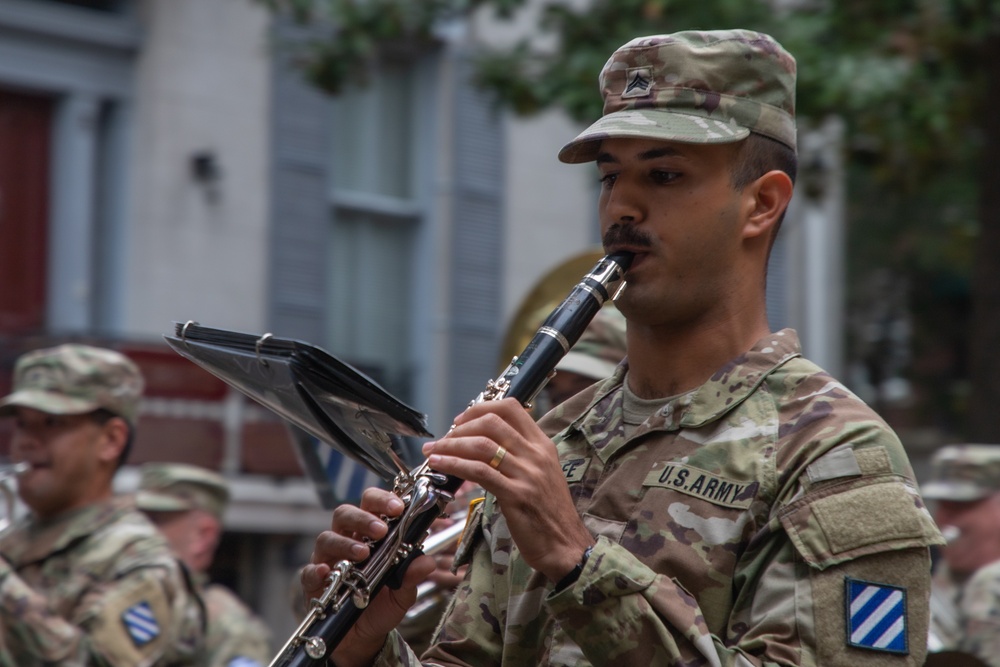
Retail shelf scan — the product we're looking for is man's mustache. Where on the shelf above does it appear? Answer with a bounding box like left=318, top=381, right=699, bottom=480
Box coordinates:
left=603, top=223, right=654, bottom=251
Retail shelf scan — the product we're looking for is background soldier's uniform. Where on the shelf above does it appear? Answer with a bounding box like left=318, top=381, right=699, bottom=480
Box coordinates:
left=928, top=567, right=963, bottom=651
left=199, top=577, right=272, bottom=667
left=136, top=462, right=272, bottom=667
left=957, top=561, right=1000, bottom=664
left=375, top=331, right=942, bottom=666
left=924, top=444, right=1000, bottom=665
left=0, top=343, right=205, bottom=666
left=0, top=496, right=202, bottom=666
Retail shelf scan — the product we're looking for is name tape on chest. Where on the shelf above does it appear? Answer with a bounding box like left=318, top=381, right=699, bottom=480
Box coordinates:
left=643, top=462, right=756, bottom=509
left=561, top=458, right=590, bottom=483
left=845, top=578, right=909, bottom=654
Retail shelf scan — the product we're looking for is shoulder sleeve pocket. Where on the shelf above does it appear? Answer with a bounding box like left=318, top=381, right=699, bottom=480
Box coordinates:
left=87, top=573, right=173, bottom=665
left=780, top=478, right=943, bottom=570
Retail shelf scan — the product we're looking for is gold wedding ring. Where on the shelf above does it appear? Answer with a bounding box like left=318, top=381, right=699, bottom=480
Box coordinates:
left=489, top=445, right=507, bottom=470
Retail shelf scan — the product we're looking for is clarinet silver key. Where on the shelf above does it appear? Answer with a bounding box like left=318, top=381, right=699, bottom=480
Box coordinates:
left=0, top=462, right=29, bottom=536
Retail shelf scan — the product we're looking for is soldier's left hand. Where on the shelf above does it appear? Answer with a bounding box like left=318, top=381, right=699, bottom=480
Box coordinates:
left=422, top=398, right=593, bottom=585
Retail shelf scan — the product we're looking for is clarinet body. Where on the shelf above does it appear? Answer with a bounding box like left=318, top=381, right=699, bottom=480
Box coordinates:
left=270, top=251, right=633, bottom=667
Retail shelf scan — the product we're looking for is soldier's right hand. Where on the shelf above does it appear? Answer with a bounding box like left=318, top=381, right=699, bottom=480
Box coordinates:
left=303, top=488, right=436, bottom=667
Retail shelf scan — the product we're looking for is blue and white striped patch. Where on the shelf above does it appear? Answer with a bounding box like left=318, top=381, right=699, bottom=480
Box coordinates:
left=121, top=601, right=160, bottom=646
left=312, top=438, right=384, bottom=506
left=227, top=657, right=263, bottom=667
left=845, top=578, right=908, bottom=654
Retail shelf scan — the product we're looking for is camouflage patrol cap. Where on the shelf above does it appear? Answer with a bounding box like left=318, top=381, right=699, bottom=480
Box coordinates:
left=136, top=463, right=230, bottom=519
left=558, top=30, right=797, bottom=163
left=921, top=444, right=1000, bottom=502
left=0, top=344, right=144, bottom=425
left=556, top=305, right=627, bottom=380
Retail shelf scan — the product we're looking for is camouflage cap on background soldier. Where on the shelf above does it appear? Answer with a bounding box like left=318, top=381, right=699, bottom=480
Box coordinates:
left=136, top=463, right=231, bottom=520
left=555, top=306, right=627, bottom=380
left=0, top=343, right=144, bottom=425
left=921, top=444, right=1000, bottom=502
left=558, top=30, right=797, bottom=164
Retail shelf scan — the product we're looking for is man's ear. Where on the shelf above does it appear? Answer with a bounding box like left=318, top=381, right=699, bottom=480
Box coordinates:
left=742, top=169, right=794, bottom=240
left=97, top=416, right=129, bottom=465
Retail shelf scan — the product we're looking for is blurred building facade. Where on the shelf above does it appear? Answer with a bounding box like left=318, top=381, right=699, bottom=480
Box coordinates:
left=0, top=0, right=843, bottom=644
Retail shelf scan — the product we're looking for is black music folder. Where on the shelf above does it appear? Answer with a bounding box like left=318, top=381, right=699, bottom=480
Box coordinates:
left=163, top=322, right=432, bottom=484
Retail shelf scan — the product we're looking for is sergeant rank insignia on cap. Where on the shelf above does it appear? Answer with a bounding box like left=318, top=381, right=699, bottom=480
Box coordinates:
left=845, top=578, right=908, bottom=654
left=121, top=601, right=160, bottom=646
left=622, top=68, right=652, bottom=98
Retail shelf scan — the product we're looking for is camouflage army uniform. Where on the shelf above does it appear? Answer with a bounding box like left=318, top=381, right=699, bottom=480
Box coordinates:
left=374, top=330, right=942, bottom=666
left=923, top=444, right=1000, bottom=665
left=198, top=577, right=272, bottom=667
left=0, top=495, right=203, bottom=666
left=957, top=560, right=1000, bottom=664
left=134, top=463, right=272, bottom=667
left=927, top=565, right=963, bottom=651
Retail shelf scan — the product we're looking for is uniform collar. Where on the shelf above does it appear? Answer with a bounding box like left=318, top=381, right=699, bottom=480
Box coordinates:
left=3, top=495, right=134, bottom=566
left=677, top=328, right=802, bottom=428
left=568, top=329, right=802, bottom=460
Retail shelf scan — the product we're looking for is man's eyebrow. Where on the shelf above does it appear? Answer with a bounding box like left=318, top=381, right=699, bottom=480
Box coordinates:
left=638, top=146, right=682, bottom=160
left=596, top=146, right=683, bottom=164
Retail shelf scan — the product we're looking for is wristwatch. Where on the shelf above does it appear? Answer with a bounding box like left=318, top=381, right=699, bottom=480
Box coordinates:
left=554, top=544, right=594, bottom=593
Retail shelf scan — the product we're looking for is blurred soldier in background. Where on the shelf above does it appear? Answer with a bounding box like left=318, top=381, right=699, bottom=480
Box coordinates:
left=0, top=344, right=203, bottom=666
left=137, top=462, right=272, bottom=667
left=923, top=444, right=1000, bottom=665
left=541, top=305, right=627, bottom=410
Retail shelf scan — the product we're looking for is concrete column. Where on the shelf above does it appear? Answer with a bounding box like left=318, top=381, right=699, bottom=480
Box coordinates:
left=795, top=117, right=846, bottom=378
left=92, top=99, right=131, bottom=333
left=47, top=92, right=100, bottom=332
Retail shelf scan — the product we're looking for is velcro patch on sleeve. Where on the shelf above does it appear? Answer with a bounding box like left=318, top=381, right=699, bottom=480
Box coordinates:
left=811, top=549, right=930, bottom=664
left=854, top=446, right=892, bottom=475
left=89, top=574, right=171, bottom=664
left=806, top=446, right=861, bottom=484
left=845, top=578, right=908, bottom=654
left=812, top=483, right=923, bottom=555
left=781, top=479, right=940, bottom=571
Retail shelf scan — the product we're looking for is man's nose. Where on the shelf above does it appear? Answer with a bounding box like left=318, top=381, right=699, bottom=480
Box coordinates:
left=604, top=180, right=644, bottom=224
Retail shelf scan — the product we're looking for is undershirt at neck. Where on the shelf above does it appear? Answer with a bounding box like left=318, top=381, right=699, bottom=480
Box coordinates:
left=622, top=373, right=688, bottom=439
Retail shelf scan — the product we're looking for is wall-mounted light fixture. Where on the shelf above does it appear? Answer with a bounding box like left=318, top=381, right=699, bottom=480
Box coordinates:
left=190, top=150, right=222, bottom=202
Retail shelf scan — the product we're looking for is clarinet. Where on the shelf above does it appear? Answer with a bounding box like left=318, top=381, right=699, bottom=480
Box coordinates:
left=270, top=251, right=633, bottom=667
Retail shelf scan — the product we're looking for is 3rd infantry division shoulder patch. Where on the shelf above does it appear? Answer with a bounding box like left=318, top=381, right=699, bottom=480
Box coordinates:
left=121, top=600, right=160, bottom=647
left=845, top=578, right=908, bottom=654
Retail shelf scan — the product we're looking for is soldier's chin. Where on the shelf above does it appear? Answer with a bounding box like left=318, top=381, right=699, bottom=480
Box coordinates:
left=17, top=468, right=50, bottom=498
